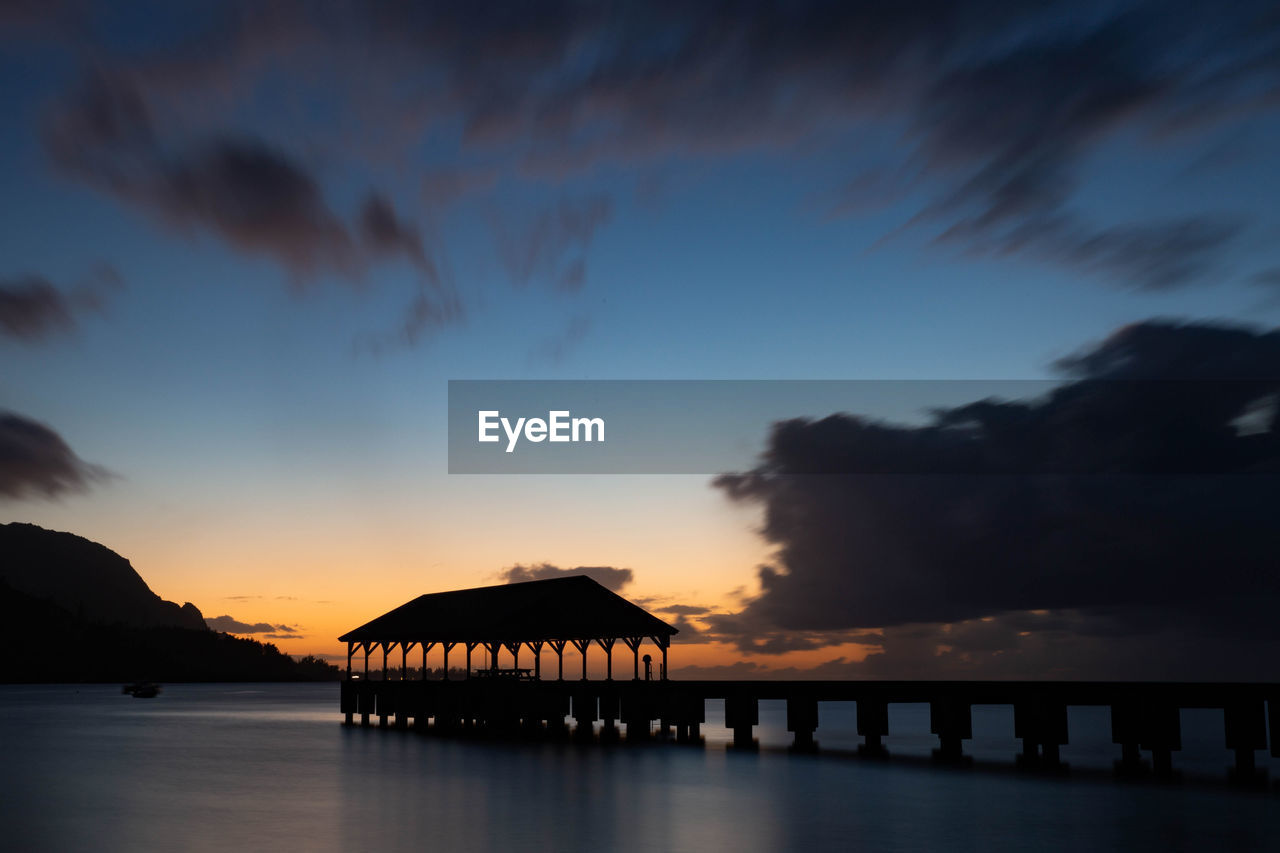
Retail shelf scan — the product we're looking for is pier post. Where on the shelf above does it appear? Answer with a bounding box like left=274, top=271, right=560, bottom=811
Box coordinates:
left=930, top=698, right=972, bottom=763
left=670, top=691, right=703, bottom=744
left=622, top=686, right=653, bottom=741
left=529, top=641, right=544, bottom=680
left=596, top=637, right=616, bottom=681
left=600, top=691, right=621, bottom=742
left=857, top=697, right=889, bottom=756
left=550, top=640, right=567, bottom=680
left=442, top=642, right=456, bottom=680
left=725, top=695, right=758, bottom=749
left=377, top=681, right=391, bottom=728
left=572, top=639, right=590, bottom=680
left=340, top=680, right=355, bottom=726
left=1270, top=695, right=1280, bottom=760
left=572, top=690, right=597, bottom=741
left=544, top=691, right=570, bottom=738
left=787, top=696, right=819, bottom=751
left=1014, top=698, right=1067, bottom=769
left=1111, top=701, right=1146, bottom=775
left=1224, top=700, right=1267, bottom=782
left=623, top=637, right=644, bottom=680
left=1141, top=703, right=1181, bottom=777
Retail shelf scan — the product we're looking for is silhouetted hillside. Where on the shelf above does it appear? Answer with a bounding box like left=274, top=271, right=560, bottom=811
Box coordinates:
left=0, top=581, right=337, bottom=682
left=0, top=522, right=205, bottom=630
left=0, top=524, right=339, bottom=682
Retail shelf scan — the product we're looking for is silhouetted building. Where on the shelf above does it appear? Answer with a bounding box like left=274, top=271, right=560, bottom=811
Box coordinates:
left=338, top=575, right=678, bottom=681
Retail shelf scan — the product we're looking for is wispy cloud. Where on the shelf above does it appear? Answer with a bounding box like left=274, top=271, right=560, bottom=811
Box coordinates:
left=498, top=562, right=634, bottom=592
left=0, top=411, right=108, bottom=500
left=205, top=614, right=298, bottom=635
left=0, top=266, right=123, bottom=343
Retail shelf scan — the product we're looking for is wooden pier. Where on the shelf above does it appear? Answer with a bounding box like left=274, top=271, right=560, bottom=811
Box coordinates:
left=338, top=576, right=1278, bottom=782
left=340, top=677, right=1279, bottom=780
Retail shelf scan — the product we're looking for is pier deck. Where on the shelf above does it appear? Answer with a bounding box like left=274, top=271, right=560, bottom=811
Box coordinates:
left=340, top=677, right=1279, bottom=780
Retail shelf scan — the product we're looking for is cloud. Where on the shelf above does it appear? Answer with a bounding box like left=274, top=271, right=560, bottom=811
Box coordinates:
left=493, top=194, right=612, bottom=293
left=42, top=72, right=459, bottom=339
left=358, top=193, right=435, bottom=276
left=0, top=411, right=108, bottom=500
left=0, top=278, right=74, bottom=341
left=205, top=614, right=295, bottom=634
left=26, top=2, right=1280, bottom=296
left=654, top=604, right=711, bottom=616
left=498, top=562, right=634, bottom=592
left=43, top=76, right=414, bottom=282
left=713, top=321, right=1280, bottom=676
left=0, top=266, right=123, bottom=342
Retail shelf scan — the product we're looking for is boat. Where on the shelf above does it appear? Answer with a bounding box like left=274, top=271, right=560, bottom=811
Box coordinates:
left=122, top=682, right=161, bottom=698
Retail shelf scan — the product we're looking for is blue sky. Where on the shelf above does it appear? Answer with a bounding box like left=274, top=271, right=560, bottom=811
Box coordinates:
left=3, top=1, right=1280, bottom=675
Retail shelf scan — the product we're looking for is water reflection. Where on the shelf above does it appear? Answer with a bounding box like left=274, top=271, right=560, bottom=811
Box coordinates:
left=1, top=685, right=1277, bottom=853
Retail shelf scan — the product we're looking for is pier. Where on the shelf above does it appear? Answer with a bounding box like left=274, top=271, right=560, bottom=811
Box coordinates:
left=338, top=577, right=1278, bottom=782
left=340, top=677, right=1278, bottom=779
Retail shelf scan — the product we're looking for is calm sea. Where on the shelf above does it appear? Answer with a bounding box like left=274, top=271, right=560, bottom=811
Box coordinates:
left=2, top=683, right=1277, bottom=852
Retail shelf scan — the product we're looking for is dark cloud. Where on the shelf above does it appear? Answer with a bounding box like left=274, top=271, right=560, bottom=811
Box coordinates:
left=713, top=321, right=1280, bottom=676
left=154, top=139, right=358, bottom=279
left=264, top=633, right=304, bottom=640
left=0, top=266, right=123, bottom=342
left=358, top=193, right=434, bottom=276
left=654, top=604, right=711, bottom=616
left=935, top=214, right=1242, bottom=291
left=28, top=2, right=1280, bottom=293
left=666, top=613, right=714, bottom=645
left=46, top=78, right=355, bottom=280
left=498, top=562, right=634, bottom=592
left=0, top=411, right=107, bottom=500
left=205, top=614, right=295, bottom=634
left=0, top=278, right=73, bottom=341
left=43, top=72, right=458, bottom=338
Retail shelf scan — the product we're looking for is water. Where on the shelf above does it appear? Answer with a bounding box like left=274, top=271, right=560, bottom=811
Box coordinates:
left=2, top=684, right=1277, bottom=852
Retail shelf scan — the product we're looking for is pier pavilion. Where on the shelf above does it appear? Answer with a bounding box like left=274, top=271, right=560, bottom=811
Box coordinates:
left=338, top=575, right=678, bottom=684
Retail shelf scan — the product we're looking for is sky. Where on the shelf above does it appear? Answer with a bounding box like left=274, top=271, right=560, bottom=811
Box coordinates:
left=3, top=0, right=1280, bottom=679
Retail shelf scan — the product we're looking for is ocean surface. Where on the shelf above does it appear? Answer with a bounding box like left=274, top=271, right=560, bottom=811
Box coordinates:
left=2, top=683, right=1277, bottom=852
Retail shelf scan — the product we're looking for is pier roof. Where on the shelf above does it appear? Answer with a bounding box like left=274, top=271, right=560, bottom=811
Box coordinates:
left=338, top=575, right=678, bottom=645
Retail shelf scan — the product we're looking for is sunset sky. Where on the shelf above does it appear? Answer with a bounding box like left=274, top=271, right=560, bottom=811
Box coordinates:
left=4, top=1, right=1280, bottom=679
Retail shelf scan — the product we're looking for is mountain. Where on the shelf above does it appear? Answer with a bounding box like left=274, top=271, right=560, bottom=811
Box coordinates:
left=0, top=523, right=338, bottom=682
left=0, top=522, right=206, bottom=630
